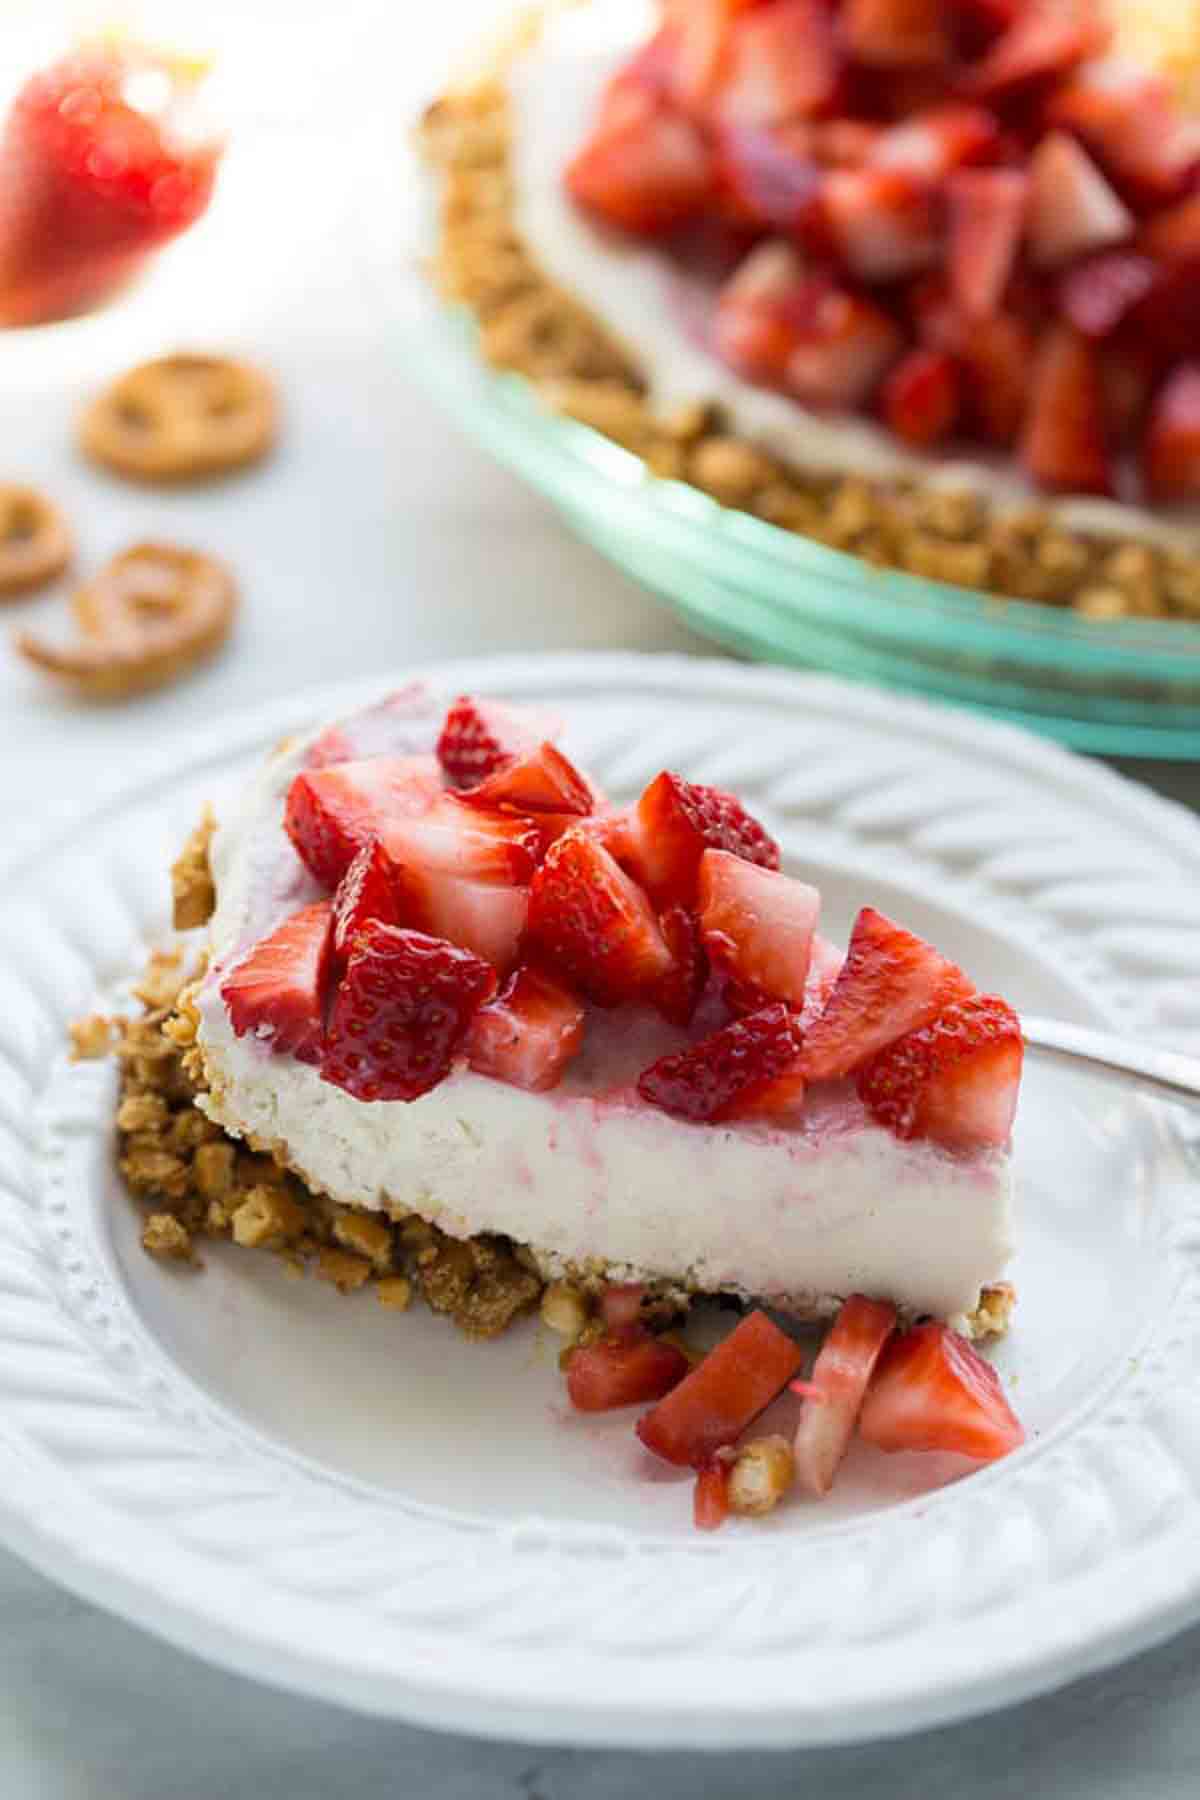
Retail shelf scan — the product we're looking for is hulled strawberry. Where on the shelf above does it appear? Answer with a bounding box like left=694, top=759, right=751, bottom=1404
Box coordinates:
left=466, top=964, right=586, bottom=1091
left=220, top=900, right=333, bottom=1066
left=858, top=1321, right=1025, bottom=1460
left=801, top=906, right=974, bottom=1081
left=636, top=1309, right=803, bottom=1467
left=857, top=992, right=1023, bottom=1147
left=697, top=848, right=819, bottom=1008
left=525, top=827, right=672, bottom=1006
left=792, top=1294, right=897, bottom=1496
left=628, top=769, right=780, bottom=909
left=567, top=1330, right=690, bottom=1412
left=285, top=755, right=443, bottom=889
left=391, top=869, right=530, bottom=976
left=322, top=921, right=496, bottom=1103
left=461, top=740, right=592, bottom=821
left=637, top=1002, right=805, bottom=1122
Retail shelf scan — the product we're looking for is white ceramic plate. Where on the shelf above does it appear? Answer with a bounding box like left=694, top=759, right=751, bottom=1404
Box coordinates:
left=2, top=653, right=1200, bottom=1750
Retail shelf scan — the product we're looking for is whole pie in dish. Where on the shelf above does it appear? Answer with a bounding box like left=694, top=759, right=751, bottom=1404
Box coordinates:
left=421, top=0, right=1200, bottom=620
left=107, top=683, right=1027, bottom=1522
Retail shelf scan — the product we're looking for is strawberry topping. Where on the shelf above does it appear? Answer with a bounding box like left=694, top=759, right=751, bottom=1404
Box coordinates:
left=285, top=755, right=444, bottom=889
left=629, top=769, right=780, bottom=910
left=1019, top=323, right=1113, bottom=496
left=331, top=838, right=403, bottom=969
left=693, top=1461, right=732, bottom=1530
left=857, top=992, right=1023, bottom=1147
left=801, top=906, right=974, bottom=1081
left=654, top=903, right=710, bottom=1026
left=525, top=827, right=672, bottom=1006
left=221, top=900, right=333, bottom=1067
left=435, top=695, right=547, bottom=790
left=566, top=79, right=713, bottom=236
left=1025, top=131, right=1132, bottom=271
left=697, top=849, right=819, bottom=1008
left=1142, top=363, right=1200, bottom=504
left=792, top=1294, right=897, bottom=1495
left=566, top=1330, right=690, bottom=1412
left=842, top=0, right=952, bottom=68
left=636, top=1310, right=803, bottom=1467
left=465, top=964, right=585, bottom=1091
left=859, top=1321, right=1025, bottom=1459
left=946, top=168, right=1027, bottom=318
left=462, top=740, right=593, bottom=821
left=637, top=1002, right=805, bottom=1122
left=880, top=346, right=961, bottom=447
left=322, top=921, right=497, bottom=1103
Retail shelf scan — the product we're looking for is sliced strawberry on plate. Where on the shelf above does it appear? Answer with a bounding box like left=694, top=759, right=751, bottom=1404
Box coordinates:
left=285, top=755, right=443, bottom=889
left=628, top=769, right=780, bottom=910
left=1049, top=63, right=1200, bottom=207
left=1142, top=363, right=1200, bottom=503
left=525, top=827, right=672, bottom=1006
left=1141, top=192, right=1200, bottom=265
left=872, top=104, right=1001, bottom=179
left=858, top=1321, right=1025, bottom=1460
left=693, top=1461, right=732, bottom=1530
left=331, top=837, right=403, bottom=969
left=713, top=0, right=843, bottom=128
left=566, top=82, right=713, bottom=235
left=221, top=900, right=333, bottom=1066
left=961, top=0, right=1111, bottom=103
left=654, top=903, right=710, bottom=1027
left=1025, top=131, right=1132, bottom=270
left=566, top=1330, right=690, bottom=1412
left=697, top=849, right=819, bottom=1008
left=1019, top=323, right=1113, bottom=495
left=880, top=347, right=961, bottom=447
left=715, top=124, right=821, bottom=232
left=466, top=964, right=585, bottom=1091
left=636, top=1309, right=804, bottom=1467
left=958, top=310, right=1035, bottom=444
left=801, top=906, right=975, bottom=1081
left=792, top=1294, right=897, bottom=1496
left=841, top=0, right=952, bottom=68
left=638, top=1002, right=806, bottom=1122
left=815, top=166, right=942, bottom=281
left=436, top=695, right=555, bottom=790
left=322, top=920, right=496, bottom=1103
left=858, top=992, right=1023, bottom=1146
left=1058, top=251, right=1158, bottom=339
left=946, top=168, right=1027, bottom=317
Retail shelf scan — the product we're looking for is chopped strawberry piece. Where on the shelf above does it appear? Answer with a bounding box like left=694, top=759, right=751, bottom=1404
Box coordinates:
left=713, top=0, right=842, bottom=128
left=947, top=168, right=1027, bottom=317
left=220, top=900, right=333, bottom=1067
left=1142, top=364, right=1200, bottom=503
left=0, top=46, right=219, bottom=328
left=872, top=104, right=1000, bottom=179
left=697, top=849, right=819, bottom=1008
left=1019, top=323, right=1113, bottom=495
left=801, top=907, right=974, bottom=1081
left=958, top=310, right=1034, bottom=444
left=1058, top=251, right=1158, bottom=339
left=859, top=1321, right=1025, bottom=1460
left=638, top=1002, right=805, bottom=1122
left=461, top=740, right=593, bottom=824
left=1049, top=63, right=1200, bottom=207
left=465, top=964, right=585, bottom=1091
left=792, top=1295, right=897, bottom=1496
left=600, top=1283, right=647, bottom=1333
left=717, top=249, right=905, bottom=407
left=331, top=838, right=403, bottom=969
left=1025, top=131, right=1132, bottom=270
left=392, top=868, right=530, bottom=975
left=815, top=167, right=942, bottom=281
left=798, top=931, right=845, bottom=1031
left=525, top=827, right=672, bottom=1007
left=841, top=0, right=952, bottom=68
left=654, top=904, right=710, bottom=1026
left=962, top=0, right=1111, bottom=103
left=629, top=769, right=780, bottom=910
left=715, top=124, right=820, bottom=232
left=380, top=792, right=541, bottom=887
left=636, top=1310, right=803, bottom=1467
left=1141, top=192, right=1200, bottom=265
left=858, top=992, right=1023, bottom=1147
left=880, top=347, right=961, bottom=447
left=1099, top=347, right=1155, bottom=445
left=322, top=921, right=496, bottom=1103
left=567, top=82, right=713, bottom=235
left=436, top=695, right=552, bottom=790
left=566, top=1330, right=689, bottom=1412
left=285, top=755, right=443, bottom=889
left=814, top=118, right=886, bottom=167
left=693, top=1462, right=732, bottom=1530
left=1125, top=262, right=1200, bottom=367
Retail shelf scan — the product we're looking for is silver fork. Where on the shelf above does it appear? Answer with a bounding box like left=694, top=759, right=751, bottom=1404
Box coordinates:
left=1022, top=1016, right=1200, bottom=1111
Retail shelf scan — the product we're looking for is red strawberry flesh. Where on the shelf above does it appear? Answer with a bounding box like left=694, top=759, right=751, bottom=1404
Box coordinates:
left=859, top=1321, right=1025, bottom=1460
left=792, top=1294, right=897, bottom=1496
left=638, top=1002, right=805, bottom=1122
left=630, top=769, right=780, bottom=910
left=321, top=921, right=496, bottom=1103
left=526, top=827, right=673, bottom=1006
left=693, top=1462, right=732, bottom=1530
left=465, top=964, right=585, bottom=1091
left=697, top=849, right=818, bottom=1008
left=636, top=1309, right=803, bottom=1467
left=567, top=1331, right=690, bottom=1412
left=435, top=695, right=550, bottom=790
left=331, top=837, right=403, bottom=969
left=285, top=755, right=443, bottom=890
left=220, top=900, right=333, bottom=1067
left=857, top=992, right=1023, bottom=1147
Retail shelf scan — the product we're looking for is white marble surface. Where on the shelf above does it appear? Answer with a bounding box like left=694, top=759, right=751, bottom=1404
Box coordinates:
left=2, top=0, right=1200, bottom=1792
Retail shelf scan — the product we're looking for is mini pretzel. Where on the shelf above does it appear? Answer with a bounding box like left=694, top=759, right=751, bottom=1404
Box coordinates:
left=17, top=542, right=237, bottom=700
left=80, top=355, right=277, bottom=482
left=0, top=485, right=72, bottom=597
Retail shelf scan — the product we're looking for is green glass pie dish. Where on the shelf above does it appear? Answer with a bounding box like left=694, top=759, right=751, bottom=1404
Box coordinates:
left=382, top=166, right=1200, bottom=758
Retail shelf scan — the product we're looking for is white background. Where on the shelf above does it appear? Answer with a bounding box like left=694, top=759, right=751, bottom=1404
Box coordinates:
left=2, top=1, right=1199, bottom=1793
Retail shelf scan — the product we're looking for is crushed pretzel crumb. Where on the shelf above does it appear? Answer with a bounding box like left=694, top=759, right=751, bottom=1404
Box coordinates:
left=70, top=1014, right=115, bottom=1061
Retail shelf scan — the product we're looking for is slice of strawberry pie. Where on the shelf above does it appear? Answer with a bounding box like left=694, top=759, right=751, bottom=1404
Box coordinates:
left=194, top=685, right=1021, bottom=1330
